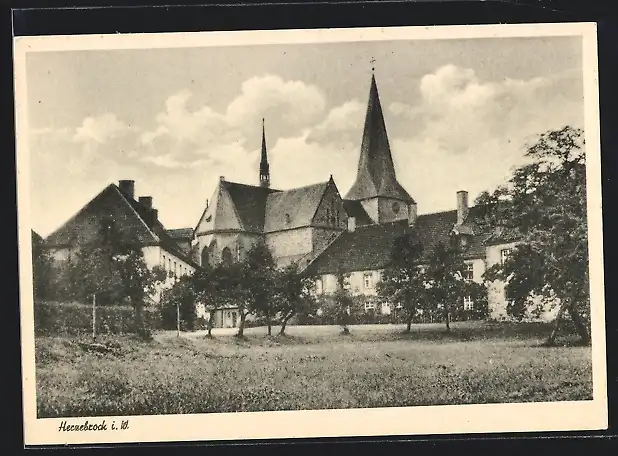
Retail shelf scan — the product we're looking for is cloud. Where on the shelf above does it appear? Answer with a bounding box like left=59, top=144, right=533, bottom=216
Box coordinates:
left=384, top=64, right=585, bottom=212
left=73, top=113, right=135, bottom=144
left=389, top=64, right=584, bottom=156
left=306, top=99, right=365, bottom=147
left=135, top=74, right=327, bottom=169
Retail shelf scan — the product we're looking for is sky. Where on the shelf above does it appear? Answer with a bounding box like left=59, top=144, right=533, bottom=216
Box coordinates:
left=24, top=35, right=585, bottom=237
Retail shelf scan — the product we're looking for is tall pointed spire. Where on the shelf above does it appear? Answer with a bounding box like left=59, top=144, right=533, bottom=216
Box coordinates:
left=259, top=118, right=270, bottom=188
left=344, top=72, right=414, bottom=203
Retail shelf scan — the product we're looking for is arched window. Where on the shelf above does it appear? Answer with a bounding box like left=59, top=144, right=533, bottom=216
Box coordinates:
left=222, top=247, right=233, bottom=266
left=236, top=241, right=243, bottom=261
left=201, top=247, right=210, bottom=267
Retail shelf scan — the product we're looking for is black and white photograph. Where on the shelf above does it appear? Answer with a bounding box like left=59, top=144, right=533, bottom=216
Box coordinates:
left=14, top=23, right=607, bottom=445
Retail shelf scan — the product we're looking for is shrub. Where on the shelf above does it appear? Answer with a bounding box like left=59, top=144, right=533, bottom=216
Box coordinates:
left=34, top=301, right=161, bottom=336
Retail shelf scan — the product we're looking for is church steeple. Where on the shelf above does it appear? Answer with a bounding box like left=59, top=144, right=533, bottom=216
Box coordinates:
left=259, top=118, right=270, bottom=188
left=344, top=72, right=414, bottom=204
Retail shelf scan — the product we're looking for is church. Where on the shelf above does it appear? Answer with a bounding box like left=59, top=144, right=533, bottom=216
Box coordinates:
left=40, top=72, right=525, bottom=328
left=188, top=73, right=522, bottom=326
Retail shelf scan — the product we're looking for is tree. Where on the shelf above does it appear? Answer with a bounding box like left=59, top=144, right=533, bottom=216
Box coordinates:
left=242, top=240, right=277, bottom=336
left=274, top=264, right=318, bottom=335
left=160, top=275, right=198, bottom=331
left=192, top=264, right=232, bottom=337
left=334, top=273, right=354, bottom=335
left=424, top=241, right=471, bottom=332
left=377, top=230, right=428, bottom=332
left=476, top=126, right=590, bottom=345
left=31, top=232, right=54, bottom=300
left=69, top=216, right=166, bottom=339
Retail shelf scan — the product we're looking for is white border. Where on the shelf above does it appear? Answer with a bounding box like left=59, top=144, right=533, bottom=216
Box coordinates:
left=14, top=23, right=607, bottom=446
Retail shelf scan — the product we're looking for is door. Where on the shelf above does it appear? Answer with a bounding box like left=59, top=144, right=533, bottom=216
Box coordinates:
left=231, top=311, right=238, bottom=327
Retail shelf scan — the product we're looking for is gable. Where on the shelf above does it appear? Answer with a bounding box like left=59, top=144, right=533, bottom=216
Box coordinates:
left=312, top=180, right=348, bottom=230
left=44, top=184, right=159, bottom=247
left=225, top=182, right=276, bottom=232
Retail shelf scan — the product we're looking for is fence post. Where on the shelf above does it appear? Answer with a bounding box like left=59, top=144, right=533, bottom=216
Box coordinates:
left=92, top=294, right=96, bottom=342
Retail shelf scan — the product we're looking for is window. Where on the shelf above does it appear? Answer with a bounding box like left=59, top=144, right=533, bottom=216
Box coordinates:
left=463, top=296, right=474, bottom=311
left=174, top=261, right=177, bottom=277
left=222, top=247, right=233, bottom=266
left=364, top=301, right=376, bottom=311
left=236, top=242, right=243, bottom=261
left=363, top=272, right=374, bottom=289
left=201, top=247, right=209, bottom=267
left=284, top=214, right=291, bottom=225
left=501, top=248, right=512, bottom=264
left=167, top=258, right=172, bottom=272
left=462, top=263, right=474, bottom=281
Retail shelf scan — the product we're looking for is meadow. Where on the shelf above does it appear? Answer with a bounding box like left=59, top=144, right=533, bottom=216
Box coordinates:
left=35, top=321, right=593, bottom=418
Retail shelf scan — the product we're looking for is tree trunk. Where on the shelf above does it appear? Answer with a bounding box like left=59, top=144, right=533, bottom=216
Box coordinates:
left=279, top=312, right=294, bottom=335
left=236, top=311, right=246, bottom=338
left=567, top=303, right=590, bottom=345
left=545, top=300, right=568, bottom=346
left=406, top=314, right=412, bottom=332
left=267, top=320, right=272, bottom=336
left=444, top=304, right=451, bottom=332
left=207, top=309, right=215, bottom=337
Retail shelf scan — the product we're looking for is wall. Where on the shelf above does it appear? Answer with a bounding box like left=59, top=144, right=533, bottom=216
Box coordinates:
left=377, top=198, right=411, bottom=224
left=485, top=241, right=519, bottom=320
left=312, top=182, right=348, bottom=230
left=266, top=227, right=313, bottom=261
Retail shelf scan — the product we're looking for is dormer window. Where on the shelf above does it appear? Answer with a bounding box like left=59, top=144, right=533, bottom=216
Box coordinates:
left=285, top=213, right=291, bottom=225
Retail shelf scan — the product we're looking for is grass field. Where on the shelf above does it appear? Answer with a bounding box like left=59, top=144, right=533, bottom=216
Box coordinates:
left=35, top=321, right=593, bottom=418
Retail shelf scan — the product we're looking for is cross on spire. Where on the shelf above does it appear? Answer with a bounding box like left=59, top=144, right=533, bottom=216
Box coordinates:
left=370, top=57, right=376, bottom=73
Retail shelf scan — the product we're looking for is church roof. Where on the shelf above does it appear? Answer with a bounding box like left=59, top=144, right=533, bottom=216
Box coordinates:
left=223, top=181, right=279, bottom=232
left=345, top=74, right=415, bottom=203
left=166, top=228, right=194, bottom=240
left=264, top=181, right=331, bottom=233
left=44, top=183, right=199, bottom=268
left=304, top=206, right=488, bottom=276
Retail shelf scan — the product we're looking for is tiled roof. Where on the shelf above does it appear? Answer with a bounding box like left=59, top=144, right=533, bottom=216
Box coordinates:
left=32, top=230, right=43, bottom=245
left=345, top=74, right=414, bottom=203
left=263, top=181, right=330, bottom=233
left=304, top=207, right=488, bottom=276
left=223, top=181, right=279, bottom=232
left=342, top=200, right=374, bottom=226
left=44, top=183, right=200, bottom=269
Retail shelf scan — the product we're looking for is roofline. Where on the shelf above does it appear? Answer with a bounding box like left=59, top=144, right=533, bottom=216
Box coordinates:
left=113, top=185, right=162, bottom=244
left=43, top=184, right=115, bottom=243
left=195, top=229, right=263, bottom=237
left=309, top=178, right=335, bottom=226
left=220, top=181, right=249, bottom=232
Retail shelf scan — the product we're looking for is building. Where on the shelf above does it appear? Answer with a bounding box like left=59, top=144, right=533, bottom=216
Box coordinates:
left=42, top=180, right=200, bottom=302
left=38, top=71, right=530, bottom=327
left=185, top=72, right=524, bottom=325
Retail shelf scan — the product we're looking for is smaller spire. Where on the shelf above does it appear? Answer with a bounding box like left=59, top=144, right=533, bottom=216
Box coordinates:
left=259, top=118, right=270, bottom=188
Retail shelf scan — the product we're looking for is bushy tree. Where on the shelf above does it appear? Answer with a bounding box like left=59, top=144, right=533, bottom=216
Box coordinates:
left=192, top=264, right=228, bottom=337
left=31, top=231, right=54, bottom=300
left=424, top=241, right=473, bottom=332
left=476, top=126, right=590, bottom=345
left=377, top=230, right=428, bottom=332
left=160, top=275, right=198, bottom=331
left=274, top=264, right=318, bottom=335
left=242, top=240, right=277, bottom=336
left=68, top=216, right=166, bottom=339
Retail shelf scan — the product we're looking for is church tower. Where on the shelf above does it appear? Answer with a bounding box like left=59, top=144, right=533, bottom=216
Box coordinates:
left=259, top=118, right=270, bottom=188
left=345, top=72, right=416, bottom=225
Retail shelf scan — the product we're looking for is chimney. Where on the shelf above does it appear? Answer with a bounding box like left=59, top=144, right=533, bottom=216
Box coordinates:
left=118, top=180, right=135, bottom=200
left=219, top=175, right=225, bottom=181
left=150, top=208, right=159, bottom=223
left=139, top=196, right=153, bottom=210
left=457, top=190, right=469, bottom=225
left=408, top=202, right=418, bottom=226
left=347, top=216, right=356, bottom=232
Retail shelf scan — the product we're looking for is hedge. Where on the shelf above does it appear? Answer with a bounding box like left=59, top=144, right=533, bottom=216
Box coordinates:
left=34, top=301, right=162, bottom=336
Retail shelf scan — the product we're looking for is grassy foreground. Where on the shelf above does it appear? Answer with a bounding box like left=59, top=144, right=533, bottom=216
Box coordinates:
left=35, top=322, right=593, bottom=418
